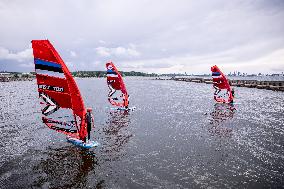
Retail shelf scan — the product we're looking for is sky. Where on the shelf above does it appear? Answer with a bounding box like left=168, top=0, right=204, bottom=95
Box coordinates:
left=0, top=0, right=284, bottom=74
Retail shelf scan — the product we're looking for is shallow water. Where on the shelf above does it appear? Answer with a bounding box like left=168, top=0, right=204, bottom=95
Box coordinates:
left=0, top=78, right=283, bottom=188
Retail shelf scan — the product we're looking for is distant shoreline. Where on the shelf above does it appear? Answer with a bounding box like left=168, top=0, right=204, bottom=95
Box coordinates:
left=0, top=75, right=156, bottom=82
left=1, top=74, right=284, bottom=92
left=0, top=70, right=158, bottom=82
left=156, top=77, right=284, bottom=92
left=0, top=77, right=34, bottom=82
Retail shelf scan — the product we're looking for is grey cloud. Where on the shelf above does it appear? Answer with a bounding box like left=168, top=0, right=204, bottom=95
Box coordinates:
left=0, top=0, right=283, bottom=73
left=0, top=47, right=32, bottom=62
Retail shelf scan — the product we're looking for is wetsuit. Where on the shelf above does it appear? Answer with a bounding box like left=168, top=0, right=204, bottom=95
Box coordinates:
left=86, top=111, right=92, bottom=141
left=231, top=89, right=235, bottom=97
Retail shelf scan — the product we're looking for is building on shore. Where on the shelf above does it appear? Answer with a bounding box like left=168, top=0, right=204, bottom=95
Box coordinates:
left=0, top=72, right=35, bottom=82
left=0, top=72, right=13, bottom=82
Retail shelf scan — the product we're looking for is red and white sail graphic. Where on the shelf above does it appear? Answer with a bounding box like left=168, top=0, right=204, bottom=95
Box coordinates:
left=106, top=62, right=129, bottom=108
left=40, top=92, right=60, bottom=116
left=211, top=65, right=234, bottom=103
left=32, top=40, right=87, bottom=140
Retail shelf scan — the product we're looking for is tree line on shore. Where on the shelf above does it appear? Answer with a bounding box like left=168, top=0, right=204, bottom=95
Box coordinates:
left=0, top=71, right=158, bottom=79
left=72, top=71, right=158, bottom=77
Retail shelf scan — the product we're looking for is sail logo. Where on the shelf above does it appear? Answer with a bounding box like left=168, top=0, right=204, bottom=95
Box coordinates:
left=40, top=92, right=60, bottom=116
left=106, top=68, right=118, bottom=77
left=212, top=72, right=222, bottom=78
left=38, top=84, right=64, bottom=92
left=34, top=58, right=65, bottom=78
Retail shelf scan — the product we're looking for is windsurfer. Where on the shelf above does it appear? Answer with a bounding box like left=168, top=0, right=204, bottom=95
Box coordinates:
left=106, top=62, right=130, bottom=109
left=231, top=88, right=235, bottom=98
left=211, top=65, right=234, bottom=103
left=229, top=88, right=235, bottom=103
left=122, top=94, right=129, bottom=109
left=86, top=108, right=94, bottom=142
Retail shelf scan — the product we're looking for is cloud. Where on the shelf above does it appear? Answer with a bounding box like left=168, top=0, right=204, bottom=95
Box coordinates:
left=95, top=47, right=111, bottom=57
left=120, top=47, right=284, bottom=74
left=227, top=48, right=284, bottom=73
left=0, top=47, right=32, bottom=62
left=19, top=63, right=33, bottom=68
left=65, top=61, right=75, bottom=71
left=70, top=50, right=77, bottom=58
left=95, top=45, right=140, bottom=58
left=0, top=0, right=283, bottom=73
left=98, top=40, right=107, bottom=45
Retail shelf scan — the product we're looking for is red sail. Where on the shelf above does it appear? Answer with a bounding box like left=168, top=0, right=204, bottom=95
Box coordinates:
left=32, top=40, right=87, bottom=140
left=106, top=62, right=129, bottom=107
left=211, top=65, right=234, bottom=103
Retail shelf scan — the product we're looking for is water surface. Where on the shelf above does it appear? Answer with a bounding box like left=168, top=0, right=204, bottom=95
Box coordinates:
left=0, top=78, right=283, bottom=188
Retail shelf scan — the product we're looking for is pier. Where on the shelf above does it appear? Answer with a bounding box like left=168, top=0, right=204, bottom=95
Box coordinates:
left=156, top=77, right=284, bottom=91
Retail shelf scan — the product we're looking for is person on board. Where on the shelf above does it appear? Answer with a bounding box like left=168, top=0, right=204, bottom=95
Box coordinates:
left=231, top=88, right=235, bottom=98
left=122, top=94, right=129, bottom=109
left=228, top=88, right=235, bottom=103
left=86, top=108, right=94, bottom=142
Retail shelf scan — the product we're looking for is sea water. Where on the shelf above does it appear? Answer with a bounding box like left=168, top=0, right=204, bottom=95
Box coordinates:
left=0, top=78, right=283, bottom=188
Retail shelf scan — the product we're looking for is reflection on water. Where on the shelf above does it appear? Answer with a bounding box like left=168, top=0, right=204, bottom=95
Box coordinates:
left=31, top=111, right=133, bottom=188
left=208, top=103, right=236, bottom=138
left=33, top=147, right=103, bottom=189
left=101, top=110, right=132, bottom=160
left=209, top=103, right=236, bottom=124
